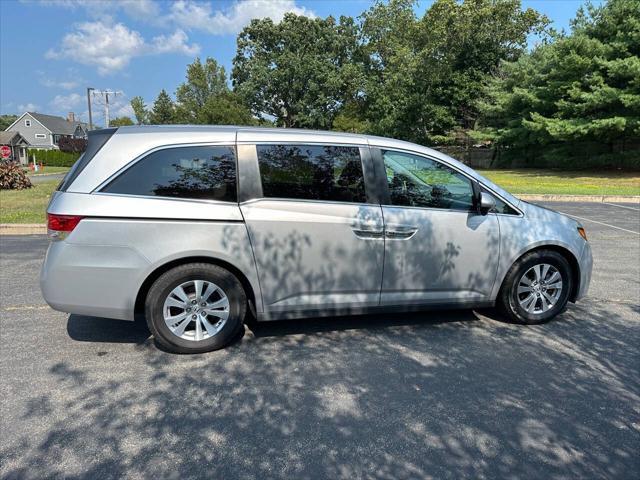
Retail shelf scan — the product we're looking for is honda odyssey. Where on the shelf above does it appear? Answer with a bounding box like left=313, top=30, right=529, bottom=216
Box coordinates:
left=41, top=126, right=592, bottom=353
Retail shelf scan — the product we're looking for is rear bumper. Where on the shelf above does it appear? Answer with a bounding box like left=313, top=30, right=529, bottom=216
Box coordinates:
left=575, top=241, right=593, bottom=301
left=40, top=239, right=148, bottom=320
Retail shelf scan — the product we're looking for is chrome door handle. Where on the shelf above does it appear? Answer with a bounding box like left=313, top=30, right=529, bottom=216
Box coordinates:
left=351, top=223, right=384, bottom=239
left=385, top=226, right=418, bottom=240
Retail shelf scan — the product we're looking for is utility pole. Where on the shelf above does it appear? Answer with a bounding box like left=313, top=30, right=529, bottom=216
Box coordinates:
left=86, top=87, right=94, bottom=130
left=92, top=90, right=122, bottom=128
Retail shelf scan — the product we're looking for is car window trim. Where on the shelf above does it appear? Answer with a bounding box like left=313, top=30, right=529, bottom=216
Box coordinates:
left=237, top=140, right=367, bottom=147
left=93, top=191, right=240, bottom=206
left=238, top=197, right=379, bottom=208
left=236, top=143, right=263, bottom=203
left=93, top=142, right=238, bottom=194
left=370, top=146, right=522, bottom=216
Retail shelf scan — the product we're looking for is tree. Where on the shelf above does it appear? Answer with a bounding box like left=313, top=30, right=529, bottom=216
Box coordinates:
left=232, top=13, right=363, bottom=129
left=359, top=0, right=548, bottom=144
left=197, top=92, right=256, bottom=126
left=172, top=57, right=255, bottom=125
left=0, top=114, right=18, bottom=130
left=175, top=57, right=230, bottom=123
left=148, top=90, right=175, bottom=125
left=130, top=96, right=148, bottom=125
left=332, top=102, right=369, bottom=133
left=479, top=0, right=640, bottom=167
left=109, top=116, right=134, bottom=127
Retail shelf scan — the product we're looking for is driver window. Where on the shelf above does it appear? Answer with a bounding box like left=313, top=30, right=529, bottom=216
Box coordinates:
left=382, top=150, right=475, bottom=212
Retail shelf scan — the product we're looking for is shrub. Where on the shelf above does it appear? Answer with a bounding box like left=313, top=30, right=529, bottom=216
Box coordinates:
left=0, top=161, right=32, bottom=190
left=58, top=136, right=87, bottom=153
left=27, top=149, right=81, bottom=167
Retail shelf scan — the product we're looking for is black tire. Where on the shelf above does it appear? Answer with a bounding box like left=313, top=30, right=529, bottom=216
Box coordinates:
left=145, top=263, right=247, bottom=353
left=498, top=250, right=573, bottom=325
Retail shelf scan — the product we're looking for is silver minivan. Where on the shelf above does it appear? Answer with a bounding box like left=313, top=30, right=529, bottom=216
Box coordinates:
left=41, top=126, right=592, bottom=353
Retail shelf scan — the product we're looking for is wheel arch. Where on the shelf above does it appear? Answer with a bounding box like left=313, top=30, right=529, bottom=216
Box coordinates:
left=497, top=243, right=582, bottom=303
left=134, top=256, right=258, bottom=319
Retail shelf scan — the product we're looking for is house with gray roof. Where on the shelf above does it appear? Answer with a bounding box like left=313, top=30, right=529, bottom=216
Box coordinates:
left=5, top=112, right=88, bottom=150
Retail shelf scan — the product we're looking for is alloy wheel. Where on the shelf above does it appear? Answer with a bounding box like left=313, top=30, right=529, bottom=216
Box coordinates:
left=516, top=264, right=563, bottom=315
left=162, top=279, right=230, bottom=341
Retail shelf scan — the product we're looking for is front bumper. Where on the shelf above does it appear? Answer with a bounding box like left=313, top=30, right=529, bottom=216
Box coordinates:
left=575, top=241, right=593, bottom=301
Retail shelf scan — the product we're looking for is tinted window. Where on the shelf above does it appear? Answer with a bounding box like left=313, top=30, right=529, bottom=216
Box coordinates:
left=58, top=128, right=116, bottom=192
left=102, top=146, right=237, bottom=202
left=257, top=144, right=366, bottom=203
left=383, top=150, right=475, bottom=211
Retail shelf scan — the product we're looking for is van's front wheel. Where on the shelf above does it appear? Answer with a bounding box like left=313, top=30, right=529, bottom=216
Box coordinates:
left=145, top=263, right=246, bottom=353
left=498, top=250, right=573, bottom=325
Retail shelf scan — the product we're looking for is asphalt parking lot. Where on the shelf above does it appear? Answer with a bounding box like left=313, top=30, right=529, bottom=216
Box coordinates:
left=1, top=201, right=638, bottom=479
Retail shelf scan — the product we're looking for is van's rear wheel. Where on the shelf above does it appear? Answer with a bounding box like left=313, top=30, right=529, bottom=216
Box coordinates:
left=498, top=250, right=572, bottom=325
left=145, top=263, right=246, bottom=353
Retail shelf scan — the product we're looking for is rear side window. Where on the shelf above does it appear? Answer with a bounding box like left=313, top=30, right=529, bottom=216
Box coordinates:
left=256, top=144, right=366, bottom=203
left=58, top=128, right=116, bottom=191
left=102, top=145, right=237, bottom=202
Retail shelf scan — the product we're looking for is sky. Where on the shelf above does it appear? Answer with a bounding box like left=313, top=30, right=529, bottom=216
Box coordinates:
left=0, top=0, right=601, bottom=125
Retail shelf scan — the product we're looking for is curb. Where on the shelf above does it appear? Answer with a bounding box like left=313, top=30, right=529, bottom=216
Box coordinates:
left=0, top=224, right=47, bottom=235
left=517, top=194, right=640, bottom=204
left=26, top=173, right=66, bottom=177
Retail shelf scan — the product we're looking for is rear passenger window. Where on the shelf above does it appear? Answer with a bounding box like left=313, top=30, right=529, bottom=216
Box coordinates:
left=102, top=146, right=237, bottom=202
left=256, top=144, right=366, bottom=203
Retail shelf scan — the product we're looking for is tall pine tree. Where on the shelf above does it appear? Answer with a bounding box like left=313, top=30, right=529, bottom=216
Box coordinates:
left=480, top=0, right=640, bottom=167
left=149, top=90, right=175, bottom=125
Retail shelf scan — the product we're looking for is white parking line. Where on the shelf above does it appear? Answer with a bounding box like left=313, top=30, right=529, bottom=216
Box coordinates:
left=602, top=202, right=640, bottom=212
left=560, top=212, right=640, bottom=235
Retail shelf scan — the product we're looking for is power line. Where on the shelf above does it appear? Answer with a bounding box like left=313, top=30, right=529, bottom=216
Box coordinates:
left=87, top=89, right=122, bottom=128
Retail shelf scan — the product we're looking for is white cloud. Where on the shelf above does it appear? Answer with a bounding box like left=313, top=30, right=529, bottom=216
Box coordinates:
left=118, top=0, right=161, bottom=18
left=150, top=30, right=200, bottom=55
left=41, top=1, right=312, bottom=74
left=34, top=0, right=314, bottom=29
left=46, top=21, right=200, bottom=75
left=46, top=21, right=144, bottom=74
left=17, top=103, right=40, bottom=112
left=168, top=0, right=315, bottom=35
left=35, top=0, right=160, bottom=21
left=50, top=93, right=83, bottom=111
left=40, top=77, right=80, bottom=90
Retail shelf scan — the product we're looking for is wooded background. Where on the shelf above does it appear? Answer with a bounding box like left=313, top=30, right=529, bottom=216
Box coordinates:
left=26, top=0, right=640, bottom=169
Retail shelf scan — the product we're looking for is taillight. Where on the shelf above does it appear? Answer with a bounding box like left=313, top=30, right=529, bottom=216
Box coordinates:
left=47, top=214, right=83, bottom=240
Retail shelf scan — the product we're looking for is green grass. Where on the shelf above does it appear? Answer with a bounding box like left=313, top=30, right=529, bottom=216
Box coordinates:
left=0, top=180, right=58, bottom=223
left=23, top=166, right=70, bottom=176
left=478, top=169, right=640, bottom=196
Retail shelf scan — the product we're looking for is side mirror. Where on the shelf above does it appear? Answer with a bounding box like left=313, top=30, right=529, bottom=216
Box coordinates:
left=479, top=192, right=495, bottom=215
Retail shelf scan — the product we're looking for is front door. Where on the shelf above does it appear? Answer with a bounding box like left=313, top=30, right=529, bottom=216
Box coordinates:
left=375, top=149, right=500, bottom=306
left=240, top=143, right=384, bottom=316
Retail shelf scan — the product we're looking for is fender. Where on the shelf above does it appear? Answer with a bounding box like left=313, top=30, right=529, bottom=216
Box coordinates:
left=490, top=239, right=584, bottom=301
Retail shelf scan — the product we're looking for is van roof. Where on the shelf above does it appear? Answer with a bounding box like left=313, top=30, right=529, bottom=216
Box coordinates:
left=114, top=124, right=368, bottom=140
left=111, top=124, right=439, bottom=157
